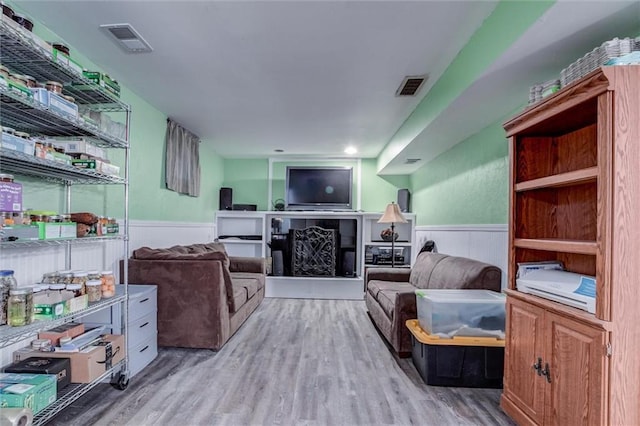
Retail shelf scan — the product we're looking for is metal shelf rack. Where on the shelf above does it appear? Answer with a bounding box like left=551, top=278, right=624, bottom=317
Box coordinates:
left=0, top=14, right=132, bottom=422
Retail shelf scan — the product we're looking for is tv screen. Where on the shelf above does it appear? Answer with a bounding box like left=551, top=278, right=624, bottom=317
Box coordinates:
left=286, top=166, right=353, bottom=210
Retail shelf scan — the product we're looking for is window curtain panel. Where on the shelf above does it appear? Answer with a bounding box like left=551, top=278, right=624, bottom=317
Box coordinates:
left=165, top=119, right=201, bottom=197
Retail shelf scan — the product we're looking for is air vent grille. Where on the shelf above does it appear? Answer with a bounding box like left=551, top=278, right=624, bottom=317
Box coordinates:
left=100, top=23, right=153, bottom=53
left=405, top=158, right=421, bottom=164
left=396, top=75, right=427, bottom=97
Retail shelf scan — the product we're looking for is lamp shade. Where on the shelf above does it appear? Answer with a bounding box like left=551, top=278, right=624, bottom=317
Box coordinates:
left=378, top=202, right=408, bottom=224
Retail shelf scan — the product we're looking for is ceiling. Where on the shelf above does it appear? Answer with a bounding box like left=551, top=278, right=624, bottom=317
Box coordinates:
left=14, top=1, right=640, bottom=175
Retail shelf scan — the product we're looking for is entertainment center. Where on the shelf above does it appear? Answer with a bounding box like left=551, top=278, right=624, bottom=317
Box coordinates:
left=215, top=210, right=416, bottom=299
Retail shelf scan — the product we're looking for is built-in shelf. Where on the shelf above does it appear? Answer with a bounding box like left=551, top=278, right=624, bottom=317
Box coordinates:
left=514, top=238, right=597, bottom=255
left=515, top=167, right=598, bottom=192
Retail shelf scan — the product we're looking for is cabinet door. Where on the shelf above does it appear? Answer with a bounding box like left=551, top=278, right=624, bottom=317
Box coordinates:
left=544, top=313, right=607, bottom=426
left=503, top=297, right=547, bottom=424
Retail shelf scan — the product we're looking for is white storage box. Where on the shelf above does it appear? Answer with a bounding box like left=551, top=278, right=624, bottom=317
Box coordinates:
left=415, top=289, right=506, bottom=339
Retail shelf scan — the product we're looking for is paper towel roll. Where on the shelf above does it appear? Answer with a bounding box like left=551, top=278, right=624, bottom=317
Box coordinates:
left=0, top=407, right=33, bottom=426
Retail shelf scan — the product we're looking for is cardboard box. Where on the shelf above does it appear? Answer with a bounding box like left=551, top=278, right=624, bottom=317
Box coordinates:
left=51, top=138, right=105, bottom=159
left=2, top=132, right=36, bottom=155
left=8, top=81, right=32, bottom=99
left=4, top=357, right=71, bottom=392
left=0, top=373, right=57, bottom=414
left=59, top=222, right=76, bottom=238
left=33, top=292, right=67, bottom=320
left=35, top=222, right=61, bottom=240
left=0, top=181, right=23, bottom=212
left=72, top=159, right=97, bottom=170
left=14, top=334, right=125, bottom=383
left=38, top=322, right=85, bottom=346
left=98, top=160, right=120, bottom=177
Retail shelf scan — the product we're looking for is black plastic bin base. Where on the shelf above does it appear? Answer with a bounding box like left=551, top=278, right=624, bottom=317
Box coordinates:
left=410, top=335, right=504, bottom=388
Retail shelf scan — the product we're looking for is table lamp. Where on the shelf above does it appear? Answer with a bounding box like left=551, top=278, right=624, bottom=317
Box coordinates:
left=378, top=201, right=408, bottom=267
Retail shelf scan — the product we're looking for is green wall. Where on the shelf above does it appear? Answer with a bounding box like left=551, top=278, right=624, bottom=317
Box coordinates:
left=410, top=119, right=509, bottom=225
left=11, top=3, right=224, bottom=222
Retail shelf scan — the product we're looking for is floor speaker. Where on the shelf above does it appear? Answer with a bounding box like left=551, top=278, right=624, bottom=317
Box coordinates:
left=272, top=251, right=284, bottom=276
left=219, top=187, right=232, bottom=210
left=397, top=188, right=411, bottom=213
left=342, top=251, right=356, bottom=277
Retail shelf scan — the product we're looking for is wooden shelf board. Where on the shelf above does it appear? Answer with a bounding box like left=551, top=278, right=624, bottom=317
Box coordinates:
left=515, top=167, right=598, bottom=192
left=514, top=238, right=597, bottom=255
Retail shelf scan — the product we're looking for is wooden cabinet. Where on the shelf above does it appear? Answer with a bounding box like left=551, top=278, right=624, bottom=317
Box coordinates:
left=501, top=65, right=640, bottom=425
left=503, top=296, right=607, bottom=426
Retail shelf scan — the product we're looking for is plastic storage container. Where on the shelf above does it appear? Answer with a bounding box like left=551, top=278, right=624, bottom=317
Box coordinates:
left=406, top=319, right=504, bottom=388
left=415, top=289, right=506, bottom=339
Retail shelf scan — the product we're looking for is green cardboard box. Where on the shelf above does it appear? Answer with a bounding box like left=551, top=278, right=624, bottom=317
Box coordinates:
left=0, top=373, right=57, bottom=414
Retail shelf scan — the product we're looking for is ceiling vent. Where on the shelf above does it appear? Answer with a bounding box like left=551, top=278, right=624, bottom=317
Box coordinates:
left=100, top=23, right=153, bottom=53
left=405, top=158, right=421, bottom=164
left=396, top=75, right=428, bottom=97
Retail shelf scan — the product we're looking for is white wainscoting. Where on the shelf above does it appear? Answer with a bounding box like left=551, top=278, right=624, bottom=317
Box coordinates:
left=415, top=224, right=508, bottom=289
left=128, top=220, right=215, bottom=255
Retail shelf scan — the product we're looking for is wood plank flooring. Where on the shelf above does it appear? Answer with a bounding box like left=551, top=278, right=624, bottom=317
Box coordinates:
left=48, top=298, right=515, bottom=426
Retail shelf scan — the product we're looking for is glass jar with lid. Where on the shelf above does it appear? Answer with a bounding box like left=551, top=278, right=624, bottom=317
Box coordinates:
left=41, top=271, right=59, bottom=285
left=101, top=271, right=115, bottom=298
left=48, top=283, right=66, bottom=294
left=0, top=270, right=18, bottom=290
left=57, top=271, right=74, bottom=285
left=8, top=287, right=33, bottom=326
left=86, top=280, right=102, bottom=302
left=66, top=284, right=83, bottom=298
left=87, top=270, right=101, bottom=281
left=0, top=278, right=8, bottom=326
left=71, top=271, right=88, bottom=294
left=0, top=173, right=13, bottom=182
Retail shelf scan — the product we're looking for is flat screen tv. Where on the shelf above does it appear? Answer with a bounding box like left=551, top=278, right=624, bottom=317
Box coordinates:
left=285, top=166, right=353, bottom=211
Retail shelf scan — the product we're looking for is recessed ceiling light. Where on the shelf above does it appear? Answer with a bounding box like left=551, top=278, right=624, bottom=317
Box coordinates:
left=344, top=146, right=357, bottom=155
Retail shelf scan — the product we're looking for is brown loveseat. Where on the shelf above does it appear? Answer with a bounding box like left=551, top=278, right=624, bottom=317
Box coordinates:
left=123, top=242, right=265, bottom=350
left=365, top=252, right=501, bottom=357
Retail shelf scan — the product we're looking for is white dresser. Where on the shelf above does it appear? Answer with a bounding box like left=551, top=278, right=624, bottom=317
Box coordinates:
left=83, top=284, right=158, bottom=378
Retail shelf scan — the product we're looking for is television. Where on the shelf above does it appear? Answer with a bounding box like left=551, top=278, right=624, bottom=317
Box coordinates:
left=285, top=166, right=353, bottom=211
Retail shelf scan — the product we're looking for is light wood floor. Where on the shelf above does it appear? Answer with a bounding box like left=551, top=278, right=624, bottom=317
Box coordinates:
left=49, top=298, right=515, bottom=426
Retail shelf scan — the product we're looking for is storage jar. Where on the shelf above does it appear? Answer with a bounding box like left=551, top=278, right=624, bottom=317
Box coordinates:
left=57, top=271, right=73, bottom=285
left=45, top=81, right=63, bottom=94
left=65, top=284, right=82, bottom=298
left=101, top=271, right=115, bottom=298
left=71, top=271, right=88, bottom=294
left=86, top=280, right=102, bottom=302
left=0, top=270, right=18, bottom=290
left=0, top=278, right=8, bottom=326
left=8, top=287, right=33, bottom=327
left=0, top=173, right=14, bottom=182
left=41, top=271, right=59, bottom=284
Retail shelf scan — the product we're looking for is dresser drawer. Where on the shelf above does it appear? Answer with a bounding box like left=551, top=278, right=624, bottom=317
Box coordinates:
left=129, top=334, right=158, bottom=378
left=128, top=286, right=157, bottom=323
left=128, top=311, right=157, bottom=348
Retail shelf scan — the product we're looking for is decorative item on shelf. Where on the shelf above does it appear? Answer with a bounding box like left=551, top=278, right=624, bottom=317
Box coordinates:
left=377, top=201, right=407, bottom=267
left=380, top=228, right=398, bottom=242
left=273, top=198, right=285, bottom=211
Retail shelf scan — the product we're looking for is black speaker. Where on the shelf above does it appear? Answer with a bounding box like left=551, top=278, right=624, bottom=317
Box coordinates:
left=397, top=188, right=411, bottom=212
left=219, top=187, right=232, bottom=210
left=342, top=251, right=356, bottom=277
left=232, top=204, right=257, bottom=211
left=272, top=251, right=284, bottom=276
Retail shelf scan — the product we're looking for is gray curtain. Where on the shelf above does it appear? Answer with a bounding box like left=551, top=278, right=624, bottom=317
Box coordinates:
left=165, top=119, right=201, bottom=197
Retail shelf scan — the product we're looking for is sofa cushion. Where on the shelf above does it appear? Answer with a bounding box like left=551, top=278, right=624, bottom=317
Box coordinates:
left=230, top=272, right=265, bottom=291
left=368, top=280, right=416, bottom=320
left=232, top=276, right=260, bottom=300
left=231, top=284, right=248, bottom=313
left=409, top=252, right=501, bottom=291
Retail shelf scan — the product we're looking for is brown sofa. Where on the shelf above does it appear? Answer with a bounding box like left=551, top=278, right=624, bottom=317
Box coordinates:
left=123, top=242, right=266, bottom=350
left=365, top=252, right=501, bottom=357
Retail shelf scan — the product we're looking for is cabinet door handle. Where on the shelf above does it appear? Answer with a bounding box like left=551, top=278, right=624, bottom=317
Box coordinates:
left=541, top=363, right=552, bottom=383
left=532, top=357, right=543, bottom=375
left=139, top=322, right=149, bottom=328
left=139, top=298, right=149, bottom=303
left=139, top=345, right=149, bottom=353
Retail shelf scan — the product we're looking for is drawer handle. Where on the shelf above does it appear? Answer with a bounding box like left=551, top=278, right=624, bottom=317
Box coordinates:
left=140, top=345, right=149, bottom=353
left=139, top=298, right=149, bottom=303
left=139, top=322, right=149, bottom=329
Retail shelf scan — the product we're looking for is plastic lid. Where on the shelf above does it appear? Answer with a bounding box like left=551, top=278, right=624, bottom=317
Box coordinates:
left=101, top=271, right=113, bottom=275
left=66, top=284, right=82, bottom=290
left=86, top=280, right=102, bottom=286
left=73, top=272, right=88, bottom=277
left=87, top=270, right=100, bottom=275
left=57, top=270, right=72, bottom=274
left=49, top=284, right=66, bottom=290
left=59, top=336, right=72, bottom=344
left=32, top=284, right=48, bottom=292
left=415, top=289, right=506, bottom=303
left=0, top=270, right=14, bottom=276
left=10, top=287, right=32, bottom=295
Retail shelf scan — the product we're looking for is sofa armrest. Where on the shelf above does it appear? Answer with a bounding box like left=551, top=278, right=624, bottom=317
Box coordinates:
left=365, top=267, right=411, bottom=285
left=123, top=258, right=232, bottom=350
left=229, top=256, right=266, bottom=274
